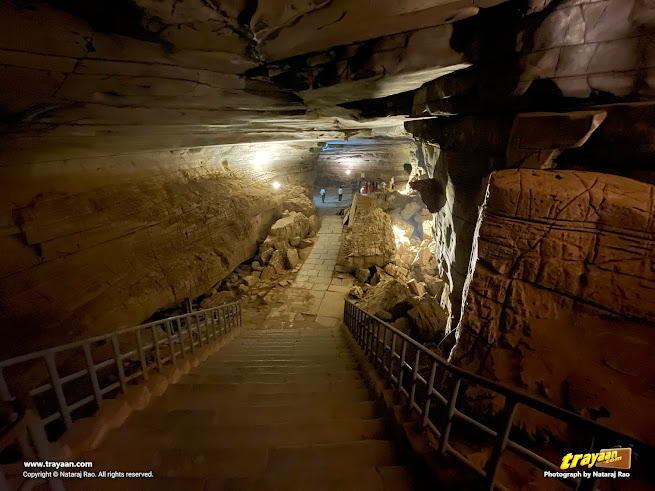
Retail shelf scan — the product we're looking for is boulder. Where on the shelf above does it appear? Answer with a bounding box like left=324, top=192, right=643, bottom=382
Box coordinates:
left=355, top=267, right=370, bottom=283
left=338, top=195, right=395, bottom=272
left=290, top=237, right=301, bottom=247
left=349, top=286, right=364, bottom=299
left=237, top=284, right=249, bottom=294
left=251, top=261, right=263, bottom=271
left=370, top=266, right=391, bottom=287
left=286, top=248, right=300, bottom=269
left=407, top=279, right=425, bottom=297
left=269, top=211, right=311, bottom=241
left=376, top=310, right=393, bottom=322
left=200, top=290, right=235, bottom=309
left=391, top=317, right=411, bottom=336
left=269, top=250, right=286, bottom=274
left=299, top=238, right=314, bottom=249
left=260, top=248, right=273, bottom=265
left=401, top=201, right=422, bottom=221
left=283, top=193, right=316, bottom=217
left=408, top=297, right=448, bottom=342
left=357, top=279, right=414, bottom=319
left=243, top=275, right=258, bottom=287
left=426, top=278, right=445, bottom=298
left=309, top=215, right=322, bottom=234
left=261, top=266, right=275, bottom=280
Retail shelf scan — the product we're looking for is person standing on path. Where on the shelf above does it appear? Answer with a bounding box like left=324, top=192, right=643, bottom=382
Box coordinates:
left=320, top=188, right=326, bottom=203
left=338, top=186, right=343, bottom=201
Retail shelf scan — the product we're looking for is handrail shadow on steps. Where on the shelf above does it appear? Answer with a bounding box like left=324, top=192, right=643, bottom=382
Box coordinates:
left=343, top=299, right=654, bottom=491
left=0, top=302, right=242, bottom=490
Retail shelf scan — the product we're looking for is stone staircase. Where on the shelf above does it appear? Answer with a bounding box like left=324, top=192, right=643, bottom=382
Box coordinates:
left=71, top=323, right=418, bottom=490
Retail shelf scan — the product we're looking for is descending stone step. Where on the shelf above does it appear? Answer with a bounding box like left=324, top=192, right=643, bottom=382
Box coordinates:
left=127, top=399, right=385, bottom=429
left=175, top=378, right=367, bottom=392
left=181, top=369, right=363, bottom=382
left=156, top=388, right=373, bottom=410
left=102, top=418, right=389, bottom=449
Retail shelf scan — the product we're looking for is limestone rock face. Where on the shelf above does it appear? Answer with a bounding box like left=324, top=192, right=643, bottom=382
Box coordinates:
left=0, top=145, right=318, bottom=359
left=337, top=195, right=396, bottom=272
left=285, top=248, right=300, bottom=269
left=349, top=286, right=364, bottom=299
left=408, top=297, right=448, bottom=342
left=308, top=215, right=322, bottom=234
left=268, top=212, right=311, bottom=241
left=356, top=279, right=414, bottom=321
left=401, top=202, right=422, bottom=221
left=355, top=268, right=371, bottom=284
left=452, top=169, right=655, bottom=444
left=283, top=192, right=317, bottom=217
left=269, top=250, right=286, bottom=275
left=200, top=290, right=235, bottom=309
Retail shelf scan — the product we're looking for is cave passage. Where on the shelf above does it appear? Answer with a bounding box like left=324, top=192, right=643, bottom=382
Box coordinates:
left=0, top=1, right=654, bottom=490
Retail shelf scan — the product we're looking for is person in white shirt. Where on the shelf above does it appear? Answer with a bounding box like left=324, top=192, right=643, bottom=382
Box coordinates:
left=338, top=187, right=343, bottom=201
left=320, top=188, right=326, bottom=203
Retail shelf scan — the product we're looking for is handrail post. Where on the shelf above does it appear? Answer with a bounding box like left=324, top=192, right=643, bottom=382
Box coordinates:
left=422, top=360, right=437, bottom=428
left=176, top=318, right=188, bottom=360
left=389, top=332, right=397, bottom=383
left=82, top=344, right=103, bottom=408
left=111, top=334, right=127, bottom=393
left=152, top=325, right=163, bottom=372
left=194, top=314, right=203, bottom=348
left=210, top=309, right=218, bottom=340
left=186, top=316, right=196, bottom=354
left=44, top=353, right=72, bottom=427
left=135, top=329, right=149, bottom=381
left=408, top=349, right=421, bottom=410
left=439, top=377, right=461, bottom=454
left=165, top=321, right=177, bottom=365
left=397, top=339, right=407, bottom=397
left=485, top=397, right=518, bottom=489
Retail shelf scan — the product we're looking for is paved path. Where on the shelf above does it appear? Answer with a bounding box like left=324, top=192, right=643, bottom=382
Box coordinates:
left=266, top=216, right=353, bottom=328
left=294, top=216, right=342, bottom=291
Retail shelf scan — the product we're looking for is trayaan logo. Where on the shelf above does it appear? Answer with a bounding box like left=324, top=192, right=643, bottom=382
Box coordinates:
left=544, top=448, right=632, bottom=480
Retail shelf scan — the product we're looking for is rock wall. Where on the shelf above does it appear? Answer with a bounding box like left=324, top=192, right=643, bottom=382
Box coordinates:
left=0, top=143, right=319, bottom=359
left=452, top=169, right=655, bottom=443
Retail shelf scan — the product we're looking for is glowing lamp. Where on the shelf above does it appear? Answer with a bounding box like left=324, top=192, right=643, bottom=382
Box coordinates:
left=272, top=181, right=281, bottom=190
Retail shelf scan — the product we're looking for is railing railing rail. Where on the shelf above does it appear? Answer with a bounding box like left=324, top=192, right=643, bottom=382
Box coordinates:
left=0, top=302, right=241, bottom=434
left=344, top=299, right=653, bottom=491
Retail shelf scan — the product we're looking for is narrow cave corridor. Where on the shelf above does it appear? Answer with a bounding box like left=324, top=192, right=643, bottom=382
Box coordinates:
left=1, top=1, right=654, bottom=490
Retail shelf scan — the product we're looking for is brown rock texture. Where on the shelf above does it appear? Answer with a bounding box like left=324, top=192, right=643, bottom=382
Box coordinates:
left=452, top=169, right=655, bottom=443
left=0, top=144, right=318, bottom=359
left=338, top=194, right=396, bottom=272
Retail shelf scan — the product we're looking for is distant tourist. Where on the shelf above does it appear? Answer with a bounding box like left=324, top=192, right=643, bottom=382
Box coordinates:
left=320, top=188, right=326, bottom=203
left=338, top=187, right=343, bottom=201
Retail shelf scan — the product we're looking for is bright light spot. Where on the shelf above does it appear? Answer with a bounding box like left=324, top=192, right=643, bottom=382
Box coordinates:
left=272, top=181, right=281, bottom=190
left=254, top=150, right=270, bottom=167
left=346, top=169, right=351, bottom=175
left=393, top=225, right=410, bottom=247
left=398, top=184, right=411, bottom=195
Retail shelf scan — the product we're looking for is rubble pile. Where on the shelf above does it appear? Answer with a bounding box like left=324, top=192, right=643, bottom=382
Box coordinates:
left=345, top=190, right=451, bottom=345
left=201, top=204, right=322, bottom=309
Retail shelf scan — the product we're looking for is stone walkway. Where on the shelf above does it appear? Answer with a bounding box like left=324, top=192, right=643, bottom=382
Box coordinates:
left=265, top=216, right=353, bottom=328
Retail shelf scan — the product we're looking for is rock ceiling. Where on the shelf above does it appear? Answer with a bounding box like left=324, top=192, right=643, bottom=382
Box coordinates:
left=0, top=0, right=507, bottom=163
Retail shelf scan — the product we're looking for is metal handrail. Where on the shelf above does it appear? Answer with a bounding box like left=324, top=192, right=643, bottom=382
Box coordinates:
left=0, top=302, right=242, bottom=434
left=344, top=299, right=654, bottom=490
